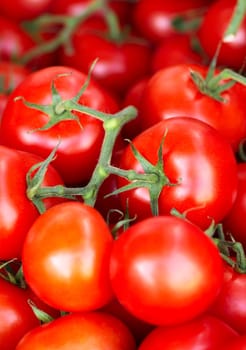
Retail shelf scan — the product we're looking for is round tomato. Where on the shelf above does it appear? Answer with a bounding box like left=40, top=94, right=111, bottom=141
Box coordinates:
left=16, top=311, right=136, bottom=350
left=0, top=145, right=64, bottom=260
left=138, top=63, right=246, bottom=151
left=59, top=22, right=152, bottom=96
left=0, top=65, right=118, bottom=186
left=131, top=0, right=213, bottom=43
left=138, top=315, right=238, bottom=350
left=209, top=262, right=246, bottom=335
left=0, top=277, right=40, bottom=350
left=117, top=117, right=237, bottom=230
left=22, top=201, right=114, bottom=312
left=198, top=0, right=246, bottom=71
left=110, top=215, right=224, bottom=326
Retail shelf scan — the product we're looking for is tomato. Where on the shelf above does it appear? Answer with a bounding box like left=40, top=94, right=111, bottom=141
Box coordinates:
left=110, top=215, right=224, bottom=326
left=131, top=0, right=213, bottom=43
left=0, top=277, right=40, bottom=350
left=117, top=117, right=237, bottom=230
left=138, top=63, right=246, bottom=151
left=151, top=33, right=205, bottom=72
left=0, top=16, right=55, bottom=70
left=209, top=262, right=246, bottom=335
left=0, top=65, right=119, bottom=186
left=223, top=163, right=246, bottom=250
left=59, top=22, right=152, bottom=96
left=138, top=315, right=238, bottom=350
left=16, top=311, right=136, bottom=350
left=198, top=0, right=246, bottom=71
left=22, top=201, right=114, bottom=312
left=0, top=0, right=53, bottom=21
left=0, top=145, right=64, bottom=260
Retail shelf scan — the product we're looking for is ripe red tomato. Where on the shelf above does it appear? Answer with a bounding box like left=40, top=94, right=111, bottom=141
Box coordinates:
left=131, top=0, right=213, bottom=43
left=0, top=145, right=64, bottom=260
left=16, top=311, right=136, bottom=350
left=110, top=215, right=224, bottom=326
left=117, top=117, right=238, bottom=230
left=198, top=0, right=246, bottom=71
left=223, top=163, right=246, bottom=250
left=209, top=262, right=246, bottom=335
left=138, top=63, right=246, bottom=151
left=138, top=315, right=238, bottom=350
left=0, top=65, right=119, bottom=186
left=22, top=201, right=114, bottom=312
left=59, top=22, right=152, bottom=96
left=0, top=277, right=40, bottom=350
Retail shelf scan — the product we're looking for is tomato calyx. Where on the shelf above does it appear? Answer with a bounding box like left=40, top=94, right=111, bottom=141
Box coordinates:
left=190, top=49, right=246, bottom=102
left=109, top=135, right=179, bottom=216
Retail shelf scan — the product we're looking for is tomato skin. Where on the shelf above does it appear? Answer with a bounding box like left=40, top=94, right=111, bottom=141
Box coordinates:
left=110, top=215, right=224, bottom=326
left=223, top=163, right=246, bottom=250
left=0, top=277, right=40, bottom=350
left=209, top=262, right=246, bottom=335
left=138, top=315, right=238, bottom=350
left=22, top=202, right=114, bottom=312
left=0, top=65, right=118, bottom=186
left=117, top=117, right=238, bottom=230
left=223, top=336, right=246, bottom=350
left=198, top=0, right=246, bottom=71
left=0, top=145, right=64, bottom=260
left=16, top=311, right=136, bottom=350
left=139, top=64, right=246, bottom=151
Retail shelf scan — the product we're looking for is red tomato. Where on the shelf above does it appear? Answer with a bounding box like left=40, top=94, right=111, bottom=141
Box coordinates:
left=138, top=63, right=246, bottom=151
left=110, top=215, right=224, bottom=326
left=209, top=262, right=246, bottom=335
left=16, top=311, right=136, bottom=350
left=0, top=277, right=40, bottom=350
left=0, top=145, right=64, bottom=260
left=0, top=65, right=119, bottom=186
left=0, top=0, right=53, bottom=21
left=0, top=16, right=55, bottom=70
left=151, top=33, right=205, bottom=72
left=138, top=315, right=238, bottom=350
left=198, top=0, right=246, bottom=71
left=22, top=202, right=114, bottom=312
left=131, top=0, right=213, bottom=43
left=117, top=117, right=237, bottom=230
left=59, top=23, right=152, bottom=96
left=223, top=163, right=246, bottom=250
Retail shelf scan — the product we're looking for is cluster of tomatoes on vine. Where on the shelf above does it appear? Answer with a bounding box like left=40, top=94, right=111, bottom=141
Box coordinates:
left=0, top=0, right=246, bottom=349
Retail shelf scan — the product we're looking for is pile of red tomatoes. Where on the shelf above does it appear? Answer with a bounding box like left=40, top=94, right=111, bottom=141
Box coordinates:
left=0, top=0, right=246, bottom=349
